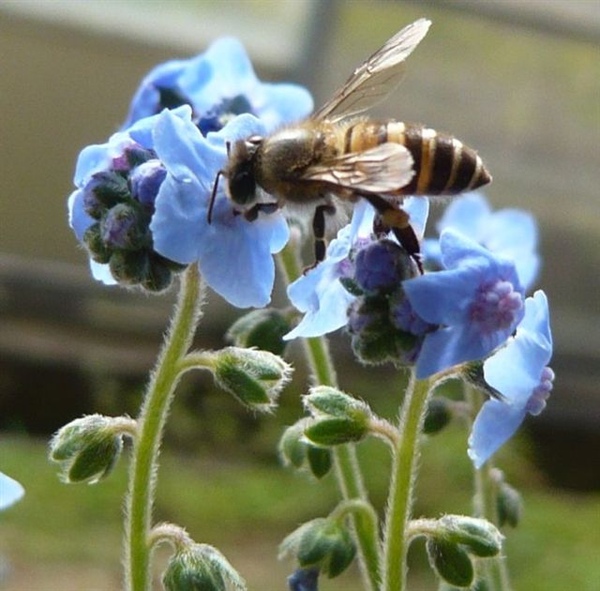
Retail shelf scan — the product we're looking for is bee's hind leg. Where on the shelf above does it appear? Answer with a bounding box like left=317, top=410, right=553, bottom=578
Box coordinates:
left=310, top=203, right=337, bottom=269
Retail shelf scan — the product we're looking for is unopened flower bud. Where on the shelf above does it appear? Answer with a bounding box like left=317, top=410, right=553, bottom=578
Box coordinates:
left=281, top=518, right=356, bottom=579
left=212, top=347, right=292, bottom=412
left=354, top=239, right=412, bottom=294
left=438, top=515, right=503, bottom=558
left=423, top=397, right=453, bottom=435
left=279, top=421, right=332, bottom=479
left=83, top=223, right=111, bottom=264
left=83, top=170, right=130, bottom=217
left=287, top=567, right=319, bottom=591
left=227, top=308, right=292, bottom=356
left=426, top=538, right=474, bottom=588
left=162, top=543, right=245, bottom=591
left=49, top=414, right=130, bottom=484
left=497, top=481, right=523, bottom=528
left=130, top=159, right=167, bottom=207
left=101, top=203, right=150, bottom=251
left=303, top=387, right=372, bottom=446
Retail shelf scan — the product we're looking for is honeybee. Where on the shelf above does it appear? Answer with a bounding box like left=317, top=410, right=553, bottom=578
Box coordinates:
left=209, top=19, right=491, bottom=271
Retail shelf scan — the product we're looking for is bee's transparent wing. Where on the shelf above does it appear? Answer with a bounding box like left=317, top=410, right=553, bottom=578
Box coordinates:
left=312, top=18, right=431, bottom=122
left=299, top=143, right=414, bottom=193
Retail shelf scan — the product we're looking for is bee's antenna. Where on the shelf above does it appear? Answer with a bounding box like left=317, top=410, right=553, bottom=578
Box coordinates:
left=207, top=169, right=223, bottom=224
left=207, top=142, right=232, bottom=225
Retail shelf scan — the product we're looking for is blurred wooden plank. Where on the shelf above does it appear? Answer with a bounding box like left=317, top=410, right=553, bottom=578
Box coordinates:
left=415, top=0, right=600, bottom=42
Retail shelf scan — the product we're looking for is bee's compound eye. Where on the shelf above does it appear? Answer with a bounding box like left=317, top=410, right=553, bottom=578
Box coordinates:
left=229, top=165, right=256, bottom=206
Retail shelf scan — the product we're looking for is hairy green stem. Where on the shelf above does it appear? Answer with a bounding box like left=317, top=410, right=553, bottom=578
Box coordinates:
left=465, top=384, right=512, bottom=591
left=125, top=266, right=204, bottom=591
left=382, top=371, right=431, bottom=591
left=277, top=242, right=381, bottom=591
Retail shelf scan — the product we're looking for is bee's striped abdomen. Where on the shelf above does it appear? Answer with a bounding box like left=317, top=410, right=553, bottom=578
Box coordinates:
left=343, top=120, right=491, bottom=195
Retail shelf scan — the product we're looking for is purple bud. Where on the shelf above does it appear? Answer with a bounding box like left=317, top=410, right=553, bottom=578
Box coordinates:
left=130, top=160, right=167, bottom=207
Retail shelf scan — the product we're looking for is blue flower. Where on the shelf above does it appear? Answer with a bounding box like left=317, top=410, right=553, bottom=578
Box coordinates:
left=123, top=37, right=313, bottom=133
left=468, top=290, right=554, bottom=468
left=404, top=230, right=525, bottom=379
left=423, top=192, right=540, bottom=291
left=150, top=109, right=289, bottom=308
left=69, top=106, right=289, bottom=306
left=0, top=472, right=24, bottom=510
left=285, top=198, right=429, bottom=339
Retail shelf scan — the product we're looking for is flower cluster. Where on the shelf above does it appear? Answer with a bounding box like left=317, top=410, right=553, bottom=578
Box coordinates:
left=68, top=38, right=312, bottom=306
left=285, top=193, right=554, bottom=467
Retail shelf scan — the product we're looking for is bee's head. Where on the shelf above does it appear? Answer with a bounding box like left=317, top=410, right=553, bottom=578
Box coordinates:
left=208, top=138, right=262, bottom=223
left=227, top=139, right=259, bottom=207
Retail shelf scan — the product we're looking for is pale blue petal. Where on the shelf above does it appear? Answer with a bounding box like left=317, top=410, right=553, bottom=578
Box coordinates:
left=252, top=84, right=314, bottom=130
left=122, top=59, right=191, bottom=128
left=414, top=326, right=463, bottom=378
left=485, top=209, right=538, bottom=255
left=151, top=176, right=206, bottom=264
left=403, top=196, right=429, bottom=239
left=68, top=190, right=94, bottom=240
left=73, top=135, right=133, bottom=186
left=285, top=269, right=354, bottom=339
left=437, top=191, right=490, bottom=237
left=520, top=291, right=552, bottom=346
left=197, top=211, right=288, bottom=308
left=349, top=200, right=376, bottom=240
left=483, top=333, right=542, bottom=407
left=190, top=38, right=257, bottom=111
left=485, top=209, right=539, bottom=290
left=404, top=263, right=486, bottom=325
left=439, top=229, right=492, bottom=269
left=468, top=399, right=526, bottom=468
left=90, top=260, right=117, bottom=285
left=208, top=112, right=267, bottom=146
left=153, top=109, right=218, bottom=186
left=0, top=472, right=24, bottom=510
left=483, top=290, right=552, bottom=407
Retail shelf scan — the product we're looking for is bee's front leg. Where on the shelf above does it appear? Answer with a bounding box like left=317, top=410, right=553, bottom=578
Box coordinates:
left=242, top=202, right=280, bottom=222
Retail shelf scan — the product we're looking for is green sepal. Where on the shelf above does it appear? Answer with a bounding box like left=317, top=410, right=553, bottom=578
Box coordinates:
left=90, top=170, right=130, bottom=208
left=304, top=387, right=371, bottom=418
left=49, top=414, right=125, bottom=484
left=226, top=308, right=291, bottom=356
left=426, top=538, right=474, bottom=588
left=67, top=434, right=122, bottom=483
left=212, top=347, right=291, bottom=412
left=423, top=396, right=453, bottom=434
left=339, top=276, right=364, bottom=296
left=497, top=481, right=523, bottom=528
left=82, top=223, right=111, bottom=264
left=307, top=445, right=332, bottom=479
left=292, top=518, right=357, bottom=578
left=439, top=515, right=503, bottom=558
left=162, top=544, right=246, bottom=591
left=279, top=422, right=332, bottom=478
left=305, top=417, right=368, bottom=446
